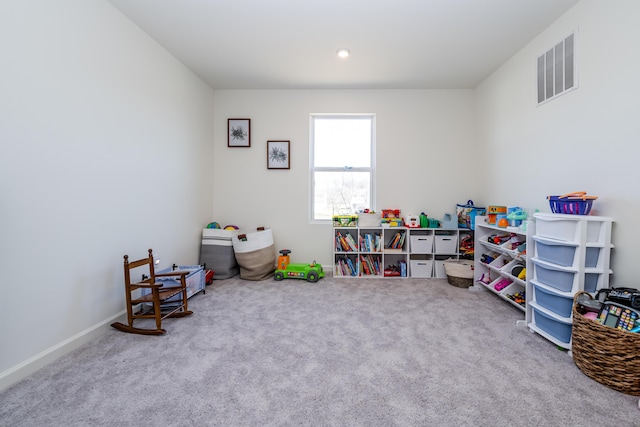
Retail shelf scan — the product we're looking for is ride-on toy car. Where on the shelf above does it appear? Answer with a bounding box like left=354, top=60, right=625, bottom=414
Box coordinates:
left=274, top=249, right=325, bottom=282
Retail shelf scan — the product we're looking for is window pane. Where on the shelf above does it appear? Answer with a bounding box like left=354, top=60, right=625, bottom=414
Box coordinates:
left=314, top=117, right=371, bottom=168
left=313, top=171, right=371, bottom=220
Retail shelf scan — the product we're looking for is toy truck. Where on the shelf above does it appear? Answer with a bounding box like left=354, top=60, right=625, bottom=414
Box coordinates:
left=274, top=249, right=325, bottom=282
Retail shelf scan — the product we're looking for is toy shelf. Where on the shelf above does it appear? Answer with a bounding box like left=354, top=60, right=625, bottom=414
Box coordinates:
left=333, top=225, right=471, bottom=279
left=473, top=216, right=532, bottom=313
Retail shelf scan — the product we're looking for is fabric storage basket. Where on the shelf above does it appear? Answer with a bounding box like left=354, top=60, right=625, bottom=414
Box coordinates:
left=232, top=228, right=276, bottom=281
left=571, top=291, right=640, bottom=396
left=200, top=228, right=240, bottom=279
left=443, top=260, right=474, bottom=288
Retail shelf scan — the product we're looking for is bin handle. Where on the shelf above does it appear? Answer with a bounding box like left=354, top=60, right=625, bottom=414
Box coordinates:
left=557, top=192, right=598, bottom=200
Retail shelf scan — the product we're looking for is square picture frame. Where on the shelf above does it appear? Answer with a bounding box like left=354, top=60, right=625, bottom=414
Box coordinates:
left=267, top=140, right=290, bottom=170
left=228, top=118, right=251, bottom=147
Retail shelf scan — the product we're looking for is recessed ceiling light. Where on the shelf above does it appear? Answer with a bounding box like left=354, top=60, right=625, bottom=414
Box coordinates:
left=336, top=48, right=351, bottom=58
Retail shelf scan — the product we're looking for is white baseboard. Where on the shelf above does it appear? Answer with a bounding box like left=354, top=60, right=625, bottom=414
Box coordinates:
left=0, top=310, right=126, bottom=392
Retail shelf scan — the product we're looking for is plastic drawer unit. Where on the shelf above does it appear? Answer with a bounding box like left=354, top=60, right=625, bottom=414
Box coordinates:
left=145, top=265, right=205, bottom=304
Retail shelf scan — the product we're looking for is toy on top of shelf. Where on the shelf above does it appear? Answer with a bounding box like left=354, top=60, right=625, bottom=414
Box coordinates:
left=547, top=191, right=598, bottom=215
left=420, top=213, right=429, bottom=228
left=457, top=200, right=486, bottom=230
left=333, top=215, right=358, bottom=227
left=206, top=222, right=221, bottom=229
left=487, top=206, right=507, bottom=225
left=417, top=212, right=441, bottom=228
left=405, top=214, right=420, bottom=228
left=274, top=249, right=325, bottom=282
left=382, top=209, right=403, bottom=227
left=507, top=207, right=526, bottom=227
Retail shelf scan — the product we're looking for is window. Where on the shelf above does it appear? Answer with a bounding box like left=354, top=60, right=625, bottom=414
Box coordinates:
left=310, top=114, right=375, bottom=222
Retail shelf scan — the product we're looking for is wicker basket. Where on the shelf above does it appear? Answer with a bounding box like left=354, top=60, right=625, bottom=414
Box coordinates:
left=572, top=291, right=640, bottom=395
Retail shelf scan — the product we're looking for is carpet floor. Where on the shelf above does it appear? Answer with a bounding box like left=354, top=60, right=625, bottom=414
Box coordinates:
left=1, top=275, right=638, bottom=426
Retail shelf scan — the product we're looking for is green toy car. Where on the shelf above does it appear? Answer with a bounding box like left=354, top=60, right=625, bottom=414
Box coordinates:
left=274, top=249, right=325, bottom=282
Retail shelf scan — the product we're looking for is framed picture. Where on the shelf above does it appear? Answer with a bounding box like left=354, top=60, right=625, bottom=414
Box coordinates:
left=228, top=118, right=251, bottom=147
left=267, top=140, right=290, bottom=170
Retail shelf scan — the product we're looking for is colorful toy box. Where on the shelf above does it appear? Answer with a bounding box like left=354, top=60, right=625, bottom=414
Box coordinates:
left=332, top=215, right=358, bottom=227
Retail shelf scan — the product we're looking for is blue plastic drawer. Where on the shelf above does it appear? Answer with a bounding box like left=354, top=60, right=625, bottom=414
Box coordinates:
left=584, top=273, right=599, bottom=293
left=534, top=285, right=572, bottom=317
left=533, top=307, right=572, bottom=343
left=536, top=239, right=600, bottom=268
left=536, top=240, right=576, bottom=267
left=585, top=248, right=600, bottom=268
left=534, top=262, right=575, bottom=292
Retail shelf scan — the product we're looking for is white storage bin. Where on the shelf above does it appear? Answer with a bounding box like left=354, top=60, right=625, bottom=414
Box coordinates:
left=503, top=259, right=526, bottom=278
left=358, top=213, right=381, bottom=227
left=534, top=213, right=610, bottom=243
left=435, top=235, right=458, bottom=254
left=410, top=235, right=433, bottom=253
left=410, top=260, right=433, bottom=278
left=535, top=216, right=579, bottom=242
left=488, top=254, right=511, bottom=271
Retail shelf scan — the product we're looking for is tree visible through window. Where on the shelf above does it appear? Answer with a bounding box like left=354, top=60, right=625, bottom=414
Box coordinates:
left=310, top=114, right=375, bottom=221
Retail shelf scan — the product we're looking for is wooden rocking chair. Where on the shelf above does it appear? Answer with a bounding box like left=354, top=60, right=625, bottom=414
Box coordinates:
left=111, top=249, right=193, bottom=335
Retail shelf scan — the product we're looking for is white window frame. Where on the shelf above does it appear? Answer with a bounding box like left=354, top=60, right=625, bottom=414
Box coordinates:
left=309, top=113, right=376, bottom=223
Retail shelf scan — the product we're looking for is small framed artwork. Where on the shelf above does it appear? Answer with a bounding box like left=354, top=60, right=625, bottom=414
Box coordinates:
left=228, top=118, right=251, bottom=147
left=267, top=140, right=290, bottom=170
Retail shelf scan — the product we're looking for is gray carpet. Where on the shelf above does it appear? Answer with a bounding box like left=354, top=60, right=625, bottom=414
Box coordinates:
left=1, top=276, right=638, bottom=426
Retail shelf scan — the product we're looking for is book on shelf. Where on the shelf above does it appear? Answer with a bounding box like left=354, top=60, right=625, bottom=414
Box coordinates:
left=346, top=257, right=357, bottom=275
left=386, top=231, right=406, bottom=249
left=336, top=231, right=357, bottom=252
left=360, top=255, right=371, bottom=275
left=360, top=233, right=381, bottom=252
left=335, top=257, right=357, bottom=276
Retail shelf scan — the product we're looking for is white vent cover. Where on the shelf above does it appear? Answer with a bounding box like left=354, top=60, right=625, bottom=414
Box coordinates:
left=537, top=32, right=576, bottom=104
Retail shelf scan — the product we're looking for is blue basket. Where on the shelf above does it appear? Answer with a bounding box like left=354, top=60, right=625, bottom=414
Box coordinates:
left=547, top=195, right=595, bottom=215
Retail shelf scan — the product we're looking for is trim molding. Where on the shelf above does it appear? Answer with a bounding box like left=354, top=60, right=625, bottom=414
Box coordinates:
left=0, top=311, right=125, bottom=392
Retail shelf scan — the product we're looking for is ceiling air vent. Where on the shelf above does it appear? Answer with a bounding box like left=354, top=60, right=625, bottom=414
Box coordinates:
left=537, top=32, right=576, bottom=105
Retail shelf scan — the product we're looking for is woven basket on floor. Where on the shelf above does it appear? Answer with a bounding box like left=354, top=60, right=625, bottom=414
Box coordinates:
left=572, top=291, right=640, bottom=396
left=444, top=260, right=474, bottom=288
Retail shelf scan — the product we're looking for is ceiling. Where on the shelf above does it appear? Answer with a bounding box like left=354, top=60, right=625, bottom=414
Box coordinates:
left=108, top=0, right=580, bottom=90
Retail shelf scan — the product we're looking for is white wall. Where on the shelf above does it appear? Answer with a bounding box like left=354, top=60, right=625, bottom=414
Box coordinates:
left=475, top=0, right=640, bottom=287
left=0, top=0, right=214, bottom=388
left=4, top=0, right=638, bottom=394
left=212, top=90, right=476, bottom=265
